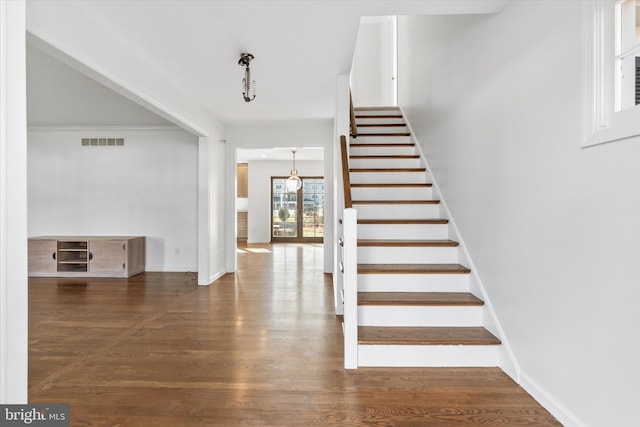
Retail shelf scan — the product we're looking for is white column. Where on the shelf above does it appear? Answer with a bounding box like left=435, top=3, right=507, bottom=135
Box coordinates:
left=342, top=208, right=358, bottom=369
left=197, top=136, right=211, bottom=285
left=0, top=0, right=28, bottom=403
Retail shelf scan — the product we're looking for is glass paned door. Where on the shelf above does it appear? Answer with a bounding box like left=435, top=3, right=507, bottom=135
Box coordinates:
left=271, top=177, right=323, bottom=242
left=302, top=178, right=324, bottom=239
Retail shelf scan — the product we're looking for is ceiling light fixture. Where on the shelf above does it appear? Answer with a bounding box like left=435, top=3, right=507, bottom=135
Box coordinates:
left=238, top=52, right=256, bottom=102
left=286, top=149, right=302, bottom=192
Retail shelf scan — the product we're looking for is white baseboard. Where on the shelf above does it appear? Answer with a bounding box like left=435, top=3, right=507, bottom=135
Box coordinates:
left=520, top=372, right=586, bottom=427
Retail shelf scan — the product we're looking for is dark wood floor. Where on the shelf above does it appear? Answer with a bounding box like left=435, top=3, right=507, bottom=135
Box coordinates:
left=29, top=243, right=561, bottom=426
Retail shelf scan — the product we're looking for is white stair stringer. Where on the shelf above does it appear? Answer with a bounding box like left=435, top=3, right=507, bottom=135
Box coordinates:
left=349, top=107, right=501, bottom=369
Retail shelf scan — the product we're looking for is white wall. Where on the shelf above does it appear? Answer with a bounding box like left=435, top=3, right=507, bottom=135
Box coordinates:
left=398, top=3, right=640, bottom=426
left=247, top=160, right=324, bottom=243
left=28, top=128, right=199, bottom=272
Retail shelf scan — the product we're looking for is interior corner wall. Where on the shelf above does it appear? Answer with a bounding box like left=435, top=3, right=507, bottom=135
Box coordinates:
left=28, top=128, right=199, bottom=272
left=398, top=3, right=640, bottom=427
left=247, top=160, right=325, bottom=244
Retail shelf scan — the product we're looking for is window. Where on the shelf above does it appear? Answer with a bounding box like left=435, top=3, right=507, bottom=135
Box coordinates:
left=615, top=0, right=640, bottom=110
left=583, top=0, right=640, bottom=147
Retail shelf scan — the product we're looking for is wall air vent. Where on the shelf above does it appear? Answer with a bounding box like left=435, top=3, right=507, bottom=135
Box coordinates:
left=81, top=138, right=125, bottom=147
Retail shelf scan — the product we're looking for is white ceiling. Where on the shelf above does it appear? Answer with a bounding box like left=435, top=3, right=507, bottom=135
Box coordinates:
left=26, top=0, right=506, bottom=130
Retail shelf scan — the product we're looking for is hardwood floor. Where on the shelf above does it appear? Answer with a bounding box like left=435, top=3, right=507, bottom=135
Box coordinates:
left=29, top=243, right=560, bottom=426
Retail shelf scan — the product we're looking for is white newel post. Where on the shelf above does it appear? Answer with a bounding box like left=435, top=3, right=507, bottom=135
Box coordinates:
left=342, top=207, right=358, bottom=369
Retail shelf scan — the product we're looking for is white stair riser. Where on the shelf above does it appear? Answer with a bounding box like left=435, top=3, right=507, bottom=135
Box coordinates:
left=357, top=345, right=499, bottom=367
left=358, top=224, right=449, bottom=240
left=355, top=204, right=440, bottom=219
left=352, top=187, right=432, bottom=201
left=358, top=306, right=483, bottom=327
left=358, top=274, right=470, bottom=292
left=356, top=125, right=409, bottom=133
left=350, top=146, right=417, bottom=156
left=354, top=109, right=401, bottom=116
left=358, top=246, right=459, bottom=264
left=349, top=158, right=422, bottom=169
left=354, top=135, right=411, bottom=144
left=350, top=171, right=429, bottom=184
left=356, top=117, right=405, bottom=125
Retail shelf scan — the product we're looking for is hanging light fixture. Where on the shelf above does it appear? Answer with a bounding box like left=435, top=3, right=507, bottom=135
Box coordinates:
left=286, top=149, right=302, bottom=192
left=238, top=53, right=256, bottom=102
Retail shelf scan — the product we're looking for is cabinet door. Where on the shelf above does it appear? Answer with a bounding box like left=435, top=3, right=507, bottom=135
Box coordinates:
left=89, top=240, right=126, bottom=274
left=28, top=240, right=57, bottom=274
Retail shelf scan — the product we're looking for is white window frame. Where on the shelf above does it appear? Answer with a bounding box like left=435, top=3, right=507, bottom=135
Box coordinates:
left=583, top=0, right=640, bottom=147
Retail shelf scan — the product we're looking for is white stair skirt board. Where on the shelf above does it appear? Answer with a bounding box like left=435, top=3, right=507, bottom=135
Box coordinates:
left=356, top=125, right=409, bottom=133
left=353, top=135, right=412, bottom=144
left=358, top=274, right=470, bottom=293
left=357, top=344, right=500, bottom=367
left=351, top=186, right=433, bottom=201
left=356, top=117, right=405, bottom=125
left=350, top=145, right=417, bottom=156
left=355, top=203, right=440, bottom=219
left=358, top=306, right=483, bottom=327
left=357, top=223, right=449, bottom=240
left=357, top=246, right=459, bottom=264
left=350, top=171, right=430, bottom=184
left=349, top=158, right=422, bottom=169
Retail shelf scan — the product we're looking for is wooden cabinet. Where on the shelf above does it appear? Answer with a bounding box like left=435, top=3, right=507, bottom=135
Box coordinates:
left=27, top=239, right=57, bottom=274
left=237, top=212, right=248, bottom=241
left=28, top=236, right=145, bottom=278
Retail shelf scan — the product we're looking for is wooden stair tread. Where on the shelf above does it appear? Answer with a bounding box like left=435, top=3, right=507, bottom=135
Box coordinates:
left=358, top=292, right=484, bottom=306
left=350, top=168, right=426, bottom=172
left=357, top=132, right=411, bottom=137
left=350, top=155, right=419, bottom=159
left=354, top=106, right=400, bottom=111
left=358, top=264, right=471, bottom=274
left=357, top=123, right=406, bottom=127
left=358, top=326, right=501, bottom=346
left=350, top=143, right=415, bottom=148
left=355, top=114, right=403, bottom=119
left=358, top=219, right=449, bottom=225
left=351, top=183, right=432, bottom=188
left=358, top=239, right=458, bottom=247
left=352, top=200, right=439, bottom=205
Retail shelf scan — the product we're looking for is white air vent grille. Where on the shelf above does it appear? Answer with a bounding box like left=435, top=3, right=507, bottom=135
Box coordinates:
left=81, top=138, right=125, bottom=147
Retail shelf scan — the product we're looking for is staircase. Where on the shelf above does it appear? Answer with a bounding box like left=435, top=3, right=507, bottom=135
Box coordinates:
left=348, top=106, right=501, bottom=367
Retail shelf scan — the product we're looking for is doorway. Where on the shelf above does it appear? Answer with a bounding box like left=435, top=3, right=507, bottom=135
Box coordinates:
left=271, top=176, right=324, bottom=243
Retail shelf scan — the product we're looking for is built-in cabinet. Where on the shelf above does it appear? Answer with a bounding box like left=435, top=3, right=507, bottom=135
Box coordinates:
left=28, top=236, right=145, bottom=278
left=237, top=212, right=248, bottom=241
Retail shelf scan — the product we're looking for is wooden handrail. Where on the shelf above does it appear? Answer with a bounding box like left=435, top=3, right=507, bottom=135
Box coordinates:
left=349, top=92, right=358, bottom=138
left=340, top=135, right=352, bottom=208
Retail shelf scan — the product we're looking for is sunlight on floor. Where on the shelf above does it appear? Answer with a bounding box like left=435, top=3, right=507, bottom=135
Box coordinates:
left=236, top=247, right=273, bottom=254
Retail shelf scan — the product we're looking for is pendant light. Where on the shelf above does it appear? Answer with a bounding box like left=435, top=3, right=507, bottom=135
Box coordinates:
left=286, top=149, right=302, bottom=192
left=238, top=53, right=256, bottom=102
